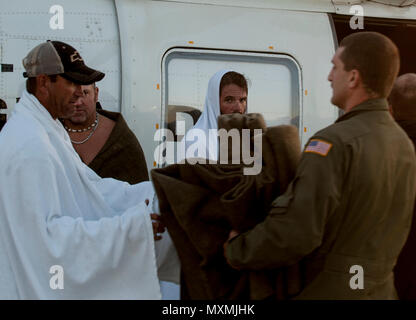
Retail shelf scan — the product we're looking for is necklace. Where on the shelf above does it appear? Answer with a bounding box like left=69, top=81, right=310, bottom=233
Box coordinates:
left=64, top=112, right=98, bottom=133
left=69, top=114, right=100, bottom=145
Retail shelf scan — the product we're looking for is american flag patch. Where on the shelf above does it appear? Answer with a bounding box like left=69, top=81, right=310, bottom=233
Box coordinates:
left=305, top=139, right=332, bottom=156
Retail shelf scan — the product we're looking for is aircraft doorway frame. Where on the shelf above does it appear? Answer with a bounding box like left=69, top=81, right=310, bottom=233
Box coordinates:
left=159, top=47, right=303, bottom=166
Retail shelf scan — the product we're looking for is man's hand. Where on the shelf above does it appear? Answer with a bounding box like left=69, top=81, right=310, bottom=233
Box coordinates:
left=150, top=213, right=165, bottom=241
left=223, top=229, right=240, bottom=269
left=145, top=199, right=165, bottom=241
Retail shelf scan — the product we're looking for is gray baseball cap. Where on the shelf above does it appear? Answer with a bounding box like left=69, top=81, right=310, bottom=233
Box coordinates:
left=22, top=40, right=105, bottom=85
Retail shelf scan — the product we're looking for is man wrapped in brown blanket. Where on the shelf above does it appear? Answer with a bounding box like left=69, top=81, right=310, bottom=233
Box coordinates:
left=151, top=113, right=303, bottom=299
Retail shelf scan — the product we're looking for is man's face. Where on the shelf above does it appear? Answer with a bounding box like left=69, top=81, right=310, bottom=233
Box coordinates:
left=68, top=84, right=98, bottom=124
left=220, top=84, right=247, bottom=114
left=328, top=47, right=350, bottom=109
left=47, top=75, right=83, bottom=119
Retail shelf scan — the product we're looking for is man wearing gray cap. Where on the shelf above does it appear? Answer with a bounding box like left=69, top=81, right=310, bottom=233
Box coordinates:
left=0, top=41, right=179, bottom=299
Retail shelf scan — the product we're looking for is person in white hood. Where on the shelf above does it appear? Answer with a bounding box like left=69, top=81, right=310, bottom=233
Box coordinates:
left=181, top=69, right=248, bottom=162
left=0, top=40, right=178, bottom=299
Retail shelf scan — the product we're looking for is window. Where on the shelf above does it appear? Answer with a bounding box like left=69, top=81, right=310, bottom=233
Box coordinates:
left=160, top=48, right=302, bottom=163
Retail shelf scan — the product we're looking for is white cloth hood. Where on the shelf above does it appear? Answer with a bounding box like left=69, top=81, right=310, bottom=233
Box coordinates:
left=183, top=69, right=231, bottom=161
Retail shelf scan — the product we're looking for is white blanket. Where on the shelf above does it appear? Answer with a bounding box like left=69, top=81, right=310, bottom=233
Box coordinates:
left=0, top=90, right=178, bottom=299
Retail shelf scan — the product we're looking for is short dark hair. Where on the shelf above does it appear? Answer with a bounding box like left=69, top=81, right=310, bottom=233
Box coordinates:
left=220, top=71, right=248, bottom=96
left=26, top=74, right=58, bottom=94
left=388, top=73, right=416, bottom=121
left=339, top=32, right=400, bottom=98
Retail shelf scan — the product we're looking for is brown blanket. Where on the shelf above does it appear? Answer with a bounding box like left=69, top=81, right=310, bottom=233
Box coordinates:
left=151, top=114, right=303, bottom=299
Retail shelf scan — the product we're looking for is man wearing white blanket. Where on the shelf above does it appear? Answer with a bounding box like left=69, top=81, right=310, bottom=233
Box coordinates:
left=0, top=41, right=179, bottom=299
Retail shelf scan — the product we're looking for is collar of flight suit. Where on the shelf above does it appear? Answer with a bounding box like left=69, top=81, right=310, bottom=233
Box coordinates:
left=335, top=98, right=389, bottom=123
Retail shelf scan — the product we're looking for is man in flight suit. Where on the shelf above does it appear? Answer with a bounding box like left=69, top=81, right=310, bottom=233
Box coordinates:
left=224, top=32, right=416, bottom=299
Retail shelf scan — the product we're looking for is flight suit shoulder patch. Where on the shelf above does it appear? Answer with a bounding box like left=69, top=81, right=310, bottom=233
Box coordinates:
left=304, top=139, right=333, bottom=157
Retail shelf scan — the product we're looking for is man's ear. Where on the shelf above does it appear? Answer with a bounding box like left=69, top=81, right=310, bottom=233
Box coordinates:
left=36, top=75, right=50, bottom=97
left=348, top=69, right=361, bottom=89
left=348, top=69, right=363, bottom=89
left=94, top=86, right=99, bottom=102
